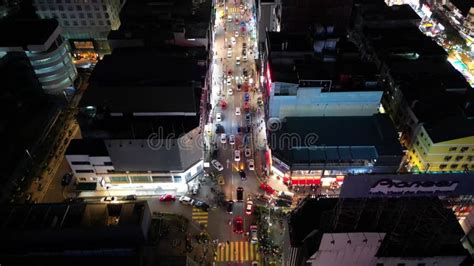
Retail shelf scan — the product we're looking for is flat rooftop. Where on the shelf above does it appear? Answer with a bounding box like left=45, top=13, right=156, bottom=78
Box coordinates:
left=289, top=197, right=469, bottom=258
left=0, top=19, right=58, bottom=48
left=270, top=114, right=403, bottom=165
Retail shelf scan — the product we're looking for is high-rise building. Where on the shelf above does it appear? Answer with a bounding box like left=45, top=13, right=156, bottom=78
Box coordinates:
left=0, top=19, right=77, bottom=95
left=32, top=0, right=125, bottom=55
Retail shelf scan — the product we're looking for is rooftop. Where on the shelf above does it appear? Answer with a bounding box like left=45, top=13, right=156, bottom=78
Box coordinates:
left=450, top=0, right=473, bottom=16
left=0, top=19, right=58, bottom=48
left=364, top=26, right=447, bottom=59
left=270, top=114, right=403, bottom=165
left=360, top=3, right=421, bottom=24
left=289, top=197, right=469, bottom=258
left=66, top=139, right=109, bottom=157
left=425, top=116, right=474, bottom=143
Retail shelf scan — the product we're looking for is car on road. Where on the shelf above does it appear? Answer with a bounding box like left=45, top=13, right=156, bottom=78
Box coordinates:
left=231, top=37, right=236, bottom=45
left=216, top=112, right=222, bottom=122
left=250, top=225, right=258, bottom=244
left=239, top=170, right=247, bottom=181
left=260, top=183, right=275, bottom=194
left=61, top=172, right=73, bottom=186
left=245, top=200, right=254, bottom=215
left=220, top=133, right=227, bottom=144
left=244, top=92, right=250, bottom=101
left=245, top=148, right=251, bottom=157
left=194, top=200, right=210, bottom=211
left=236, top=57, right=240, bottom=65
left=235, top=31, right=239, bottom=37
left=215, top=124, right=224, bottom=134
left=101, top=196, right=116, bottom=202
left=243, top=101, right=250, bottom=111
left=237, top=83, right=242, bottom=91
left=227, top=15, right=232, bottom=22
left=248, top=159, right=255, bottom=171
left=211, top=159, right=224, bottom=171
left=229, top=134, right=235, bottom=145
left=234, top=149, right=241, bottom=161
left=227, top=49, right=232, bottom=58
left=227, top=200, right=234, bottom=214
left=160, top=194, right=176, bottom=201
left=243, top=43, right=247, bottom=49
left=257, top=97, right=263, bottom=106
left=233, top=216, right=244, bottom=234
left=179, top=196, right=194, bottom=205
left=235, top=107, right=241, bottom=116
left=123, top=194, right=137, bottom=201
left=228, top=88, right=233, bottom=96
left=245, top=112, right=251, bottom=122
left=237, top=187, right=244, bottom=201
left=243, top=53, right=247, bottom=61
left=227, top=78, right=232, bottom=86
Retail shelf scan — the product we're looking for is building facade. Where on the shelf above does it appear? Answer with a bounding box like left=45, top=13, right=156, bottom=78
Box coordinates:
left=0, top=19, right=77, bottom=95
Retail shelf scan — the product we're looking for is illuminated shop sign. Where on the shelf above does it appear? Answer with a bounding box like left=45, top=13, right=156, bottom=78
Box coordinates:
left=369, top=178, right=459, bottom=195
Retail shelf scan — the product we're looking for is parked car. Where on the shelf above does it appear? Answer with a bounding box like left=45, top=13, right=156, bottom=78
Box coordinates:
left=216, top=112, right=222, bottom=122
left=220, top=133, right=227, bottom=144
left=235, top=31, right=239, bottom=37
left=227, top=200, right=234, bottom=214
left=244, top=92, right=250, bottom=101
left=160, top=194, right=176, bottom=201
left=215, top=124, right=224, bottom=134
left=236, top=57, right=240, bottom=65
left=245, top=112, right=251, bottom=122
left=211, top=159, right=224, bottom=171
left=233, top=216, right=244, bottom=234
left=192, top=183, right=199, bottom=195
left=235, top=107, right=241, bottom=116
left=250, top=225, right=258, bottom=244
left=228, top=88, right=233, bottom=96
left=101, top=196, right=116, bottom=202
left=248, top=159, right=255, bottom=171
left=179, top=196, right=194, bottom=205
left=260, top=183, right=275, bottom=194
left=245, top=200, right=254, bottom=215
left=61, top=172, right=73, bottom=186
left=123, top=194, right=137, bottom=201
left=227, top=49, right=232, bottom=58
left=237, top=187, right=244, bottom=201
left=229, top=135, right=235, bottom=145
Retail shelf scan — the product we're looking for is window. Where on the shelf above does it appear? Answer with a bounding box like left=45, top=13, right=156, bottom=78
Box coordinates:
left=64, top=20, right=70, bottom=26
left=81, top=20, right=86, bottom=26
left=106, top=20, right=110, bottom=25
left=76, top=169, right=94, bottom=173
left=420, top=132, right=424, bottom=137
left=73, top=21, right=78, bottom=26
left=449, top=147, right=457, bottom=151
left=96, top=12, right=101, bottom=18
left=79, top=13, right=84, bottom=18
left=440, top=164, right=447, bottom=169
left=94, top=5, right=100, bottom=11
left=76, top=5, right=82, bottom=10
left=416, top=141, right=420, bottom=146
left=462, top=164, right=468, bottom=169
left=455, top=156, right=464, bottom=161
left=461, top=147, right=469, bottom=152
left=87, top=13, right=93, bottom=18
left=104, top=161, right=113, bottom=166
left=84, top=5, right=90, bottom=10
left=444, top=156, right=452, bottom=161
left=451, top=164, right=458, bottom=169
left=71, top=161, right=90, bottom=165
left=130, top=176, right=151, bottom=183
left=58, top=5, right=64, bottom=10
left=79, top=177, right=87, bottom=181
left=70, top=13, right=76, bottom=18
left=61, top=13, right=66, bottom=18
left=152, top=176, right=173, bottom=183
left=98, top=20, right=103, bottom=25
left=110, top=176, right=129, bottom=183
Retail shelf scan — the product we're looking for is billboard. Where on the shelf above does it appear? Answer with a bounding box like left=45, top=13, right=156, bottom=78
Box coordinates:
left=339, top=173, right=474, bottom=198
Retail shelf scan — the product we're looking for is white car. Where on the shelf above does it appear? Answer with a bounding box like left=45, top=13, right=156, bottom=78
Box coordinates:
left=245, top=148, right=251, bottom=157
left=235, top=31, right=239, bottom=37
left=231, top=37, right=236, bottom=45
left=220, top=133, right=227, bottom=144
left=228, top=88, right=233, bottom=96
left=227, top=49, right=232, bottom=58
left=227, top=15, right=232, bottom=22
left=248, top=159, right=254, bottom=170
left=179, top=196, right=194, bottom=205
left=229, top=135, right=235, bottom=145
left=236, top=57, right=240, bottom=65
left=235, top=107, right=241, bottom=116
left=250, top=225, right=258, bottom=244
left=243, top=54, right=247, bottom=61
left=216, top=112, right=222, bottom=122
left=234, top=150, right=241, bottom=162
left=246, top=200, right=253, bottom=215
left=211, top=159, right=224, bottom=171
left=227, top=78, right=232, bottom=86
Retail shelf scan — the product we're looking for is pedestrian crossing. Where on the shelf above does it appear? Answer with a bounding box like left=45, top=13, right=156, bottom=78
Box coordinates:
left=215, top=241, right=260, bottom=262
left=192, top=207, right=208, bottom=228
left=227, top=7, right=240, bottom=14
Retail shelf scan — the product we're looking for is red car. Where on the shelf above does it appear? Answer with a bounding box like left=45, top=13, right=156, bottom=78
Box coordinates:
left=159, top=194, right=176, bottom=202
left=233, top=216, right=244, bottom=234
left=260, top=183, right=275, bottom=195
